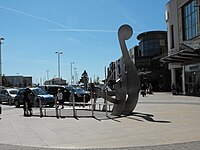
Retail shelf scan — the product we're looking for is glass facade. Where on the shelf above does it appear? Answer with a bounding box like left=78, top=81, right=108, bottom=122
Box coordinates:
left=185, top=63, right=200, bottom=96
left=182, top=0, right=199, bottom=40
left=139, top=39, right=167, bottom=57
left=136, top=31, right=170, bottom=92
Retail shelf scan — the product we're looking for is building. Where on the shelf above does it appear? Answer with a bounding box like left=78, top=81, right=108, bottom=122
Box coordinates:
left=161, top=0, right=200, bottom=96
left=107, top=49, right=133, bottom=85
left=136, top=31, right=171, bottom=91
left=44, top=78, right=67, bottom=85
left=6, top=76, right=32, bottom=87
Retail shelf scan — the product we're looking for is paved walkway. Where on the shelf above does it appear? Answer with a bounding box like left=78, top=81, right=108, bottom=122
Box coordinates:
left=0, top=93, right=200, bottom=149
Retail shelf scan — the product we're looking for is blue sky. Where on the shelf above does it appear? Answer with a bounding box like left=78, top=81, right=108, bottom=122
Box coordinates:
left=0, top=0, right=169, bottom=84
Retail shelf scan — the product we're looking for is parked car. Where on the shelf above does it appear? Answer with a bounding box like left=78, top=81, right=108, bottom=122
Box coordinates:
left=0, top=88, right=18, bottom=105
left=41, top=85, right=71, bottom=102
left=14, top=87, right=55, bottom=108
left=65, top=86, right=91, bottom=103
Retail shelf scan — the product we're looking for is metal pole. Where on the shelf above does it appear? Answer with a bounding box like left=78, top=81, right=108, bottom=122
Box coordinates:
left=55, top=51, right=62, bottom=84
left=58, top=53, right=60, bottom=78
left=71, top=62, right=74, bottom=85
left=55, top=96, right=59, bottom=118
left=74, top=67, right=77, bottom=84
left=39, top=98, right=43, bottom=118
left=0, top=38, right=4, bottom=90
left=105, top=66, right=108, bottom=117
left=72, top=93, right=76, bottom=117
left=83, top=95, right=85, bottom=107
left=16, top=73, right=20, bottom=87
left=46, top=70, right=49, bottom=80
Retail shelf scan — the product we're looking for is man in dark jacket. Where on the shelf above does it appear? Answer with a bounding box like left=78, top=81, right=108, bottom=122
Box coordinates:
left=23, top=88, right=32, bottom=116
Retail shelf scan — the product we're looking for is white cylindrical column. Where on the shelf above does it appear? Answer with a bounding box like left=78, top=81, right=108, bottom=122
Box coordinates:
left=182, top=66, right=186, bottom=95
left=171, top=68, right=176, bottom=85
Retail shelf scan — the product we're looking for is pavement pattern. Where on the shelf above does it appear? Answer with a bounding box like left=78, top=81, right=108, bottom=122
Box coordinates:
left=0, top=92, right=200, bottom=150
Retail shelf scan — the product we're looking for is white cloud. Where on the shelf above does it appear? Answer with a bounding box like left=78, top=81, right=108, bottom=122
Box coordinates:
left=48, top=28, right=117, bottom=33
left=0, top=5, right=69, bottom=28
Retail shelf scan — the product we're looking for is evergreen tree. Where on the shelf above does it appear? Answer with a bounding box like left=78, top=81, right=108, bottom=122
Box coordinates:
left=80, top=70, right=89, bottom=90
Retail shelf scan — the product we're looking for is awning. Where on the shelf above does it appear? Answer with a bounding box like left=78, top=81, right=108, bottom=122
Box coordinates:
left=160, top=42, right=200, bottom=63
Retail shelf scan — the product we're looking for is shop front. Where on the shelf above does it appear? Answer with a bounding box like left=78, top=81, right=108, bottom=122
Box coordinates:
left=185, top=63, right=200, bottom=96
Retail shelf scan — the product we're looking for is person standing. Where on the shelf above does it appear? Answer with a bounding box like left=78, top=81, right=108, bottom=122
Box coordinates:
left=171, top=83, right=176, bottom=95
left=23, top=88, right=32, bottom=116
left=141, top=83, right=147, bottom=97
left=148, top=83, right=153, bottom=94
left=57, top=89, right=64, bottom=109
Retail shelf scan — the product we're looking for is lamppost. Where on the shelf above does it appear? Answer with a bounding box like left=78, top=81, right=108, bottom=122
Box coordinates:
left=71, top=62, right=74, bottom=85
left=16, top=73, right=20, bottom=87
left=55, top=51, right=63, bottom=79
left=0, top=38, right=5, bottom=89
left=46, top=70, right=50, bottom=80
left=74, top=67, right=77, bottom=84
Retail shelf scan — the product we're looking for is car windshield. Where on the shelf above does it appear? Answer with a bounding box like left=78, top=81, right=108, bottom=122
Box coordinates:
left=9, top=90, right=18, bottom=94
left=32, top=88, right=48, bottom=95
left=73, top=88, right=85, bottom=93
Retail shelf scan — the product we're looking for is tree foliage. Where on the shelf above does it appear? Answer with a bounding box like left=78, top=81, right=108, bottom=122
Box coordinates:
left=79, top=70, right=89, bottom=90
left=2, top=75, right=12, bottom=87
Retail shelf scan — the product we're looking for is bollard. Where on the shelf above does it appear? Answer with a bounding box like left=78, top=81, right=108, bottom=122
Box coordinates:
left=72, top=93, right=76, bottom=117
left=39, top=98, right=43, bottom=118
left=55, top=97, right=59, bottom=118
left=83, top=95, right=86, bottom=107
left=91, top=98, right=94, bottom=117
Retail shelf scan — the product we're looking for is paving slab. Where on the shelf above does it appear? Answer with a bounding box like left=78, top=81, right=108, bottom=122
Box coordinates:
left=0, top=92, right=200, bottom=149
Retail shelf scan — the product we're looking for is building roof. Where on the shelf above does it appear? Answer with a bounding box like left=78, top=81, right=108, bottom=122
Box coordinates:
left=137, top=31, right=167, bottom=40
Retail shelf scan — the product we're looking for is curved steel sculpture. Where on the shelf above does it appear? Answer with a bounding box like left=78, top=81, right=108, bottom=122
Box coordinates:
left=93, top=24, right=140, bottom=116
left=115, top=24, right=140, bottom=115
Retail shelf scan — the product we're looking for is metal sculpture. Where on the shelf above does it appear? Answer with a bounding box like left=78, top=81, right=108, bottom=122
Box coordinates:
left=114, top=24, right=140, bottom=115
left=93, top=24, right=140, bottom=116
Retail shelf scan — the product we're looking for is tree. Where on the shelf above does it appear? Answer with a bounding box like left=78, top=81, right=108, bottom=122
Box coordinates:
left=2, top=75, right=12, bottom=87
left=79, top=70, right=89, bottom=90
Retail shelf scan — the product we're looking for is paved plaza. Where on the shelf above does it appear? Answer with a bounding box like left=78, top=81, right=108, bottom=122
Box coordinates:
left=0, top=92, right=200, bottom=149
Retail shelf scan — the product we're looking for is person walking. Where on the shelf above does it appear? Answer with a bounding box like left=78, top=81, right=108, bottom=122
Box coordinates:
left=23, top=88, right=32, bottom=116
left=141, top=83, right=147, bottom=97
left=57, top=89, right=64, bottom=109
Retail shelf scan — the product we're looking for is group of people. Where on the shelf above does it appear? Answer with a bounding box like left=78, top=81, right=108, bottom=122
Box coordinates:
left=140, top=83, right=153, bottom=97
left=23, top=88, right=64, bottom=117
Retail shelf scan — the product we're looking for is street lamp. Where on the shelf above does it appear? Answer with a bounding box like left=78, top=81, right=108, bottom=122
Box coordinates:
left=74, top=67, right=77, bottom=84
left=71, top=62, right=74, bottom=85
left=16, top=73, right=20, bottom=87
left=46, top=70, right=50, bottom=80
left=55, top=51, right=63, bottom=79
left=0, top=38, right=5, bottom=89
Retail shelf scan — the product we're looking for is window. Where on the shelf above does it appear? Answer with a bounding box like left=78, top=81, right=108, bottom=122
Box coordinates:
left=170, top=25, right=174, bottom=48
left=182, top=0, right=199, bottom=40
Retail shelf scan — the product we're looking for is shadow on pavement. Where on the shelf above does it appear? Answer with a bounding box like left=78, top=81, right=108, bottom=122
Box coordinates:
left=100, top=112, right=171, bottom=123
left=131, top=112, right=171, bottom=123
